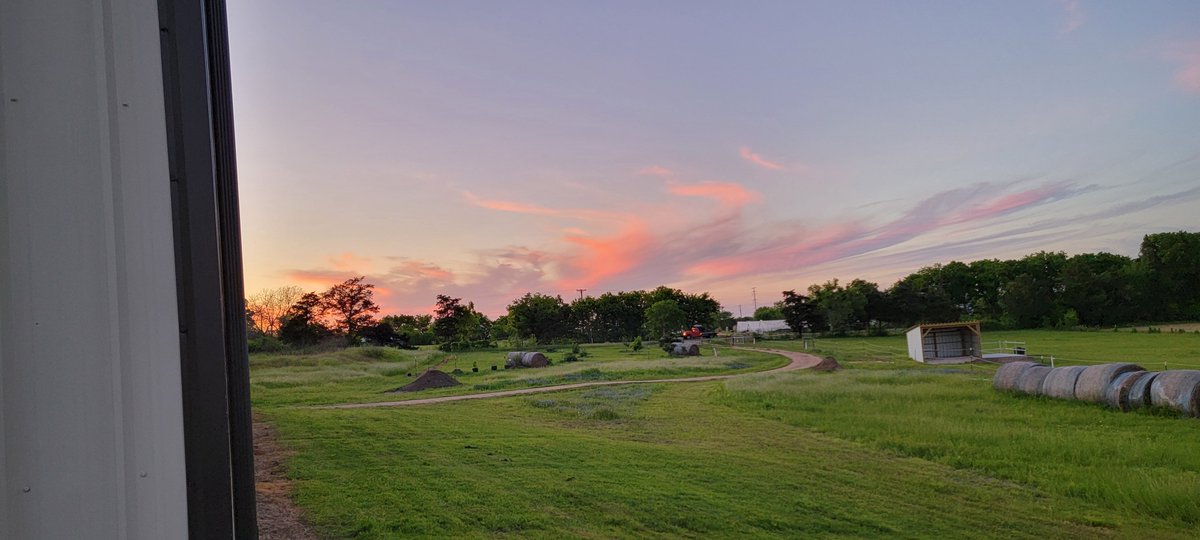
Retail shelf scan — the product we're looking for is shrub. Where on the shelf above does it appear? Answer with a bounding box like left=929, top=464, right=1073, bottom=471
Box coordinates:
left=247, top=335, right=285, bottom=353
left=631, top=336, right=643, bottom=352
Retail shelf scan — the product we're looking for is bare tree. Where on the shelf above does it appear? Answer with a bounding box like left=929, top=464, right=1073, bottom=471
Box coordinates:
left=246, top=285, right=305, bottom=335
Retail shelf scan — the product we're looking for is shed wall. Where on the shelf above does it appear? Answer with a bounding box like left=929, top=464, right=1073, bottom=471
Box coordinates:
left=0, top=0, right=189, bottom=537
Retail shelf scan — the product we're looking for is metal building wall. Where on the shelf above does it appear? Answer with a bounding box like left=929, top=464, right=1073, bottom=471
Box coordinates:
left=0, top=0, right=190, bottom=537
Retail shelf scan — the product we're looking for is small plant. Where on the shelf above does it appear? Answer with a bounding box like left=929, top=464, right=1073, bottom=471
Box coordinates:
left=631, top=336, right=643, bottom=352
left=491, top=365, right=498, bottom=370
left=572, top=343, right=582, bottom=354
left=563, top=352, right=579, bottom=362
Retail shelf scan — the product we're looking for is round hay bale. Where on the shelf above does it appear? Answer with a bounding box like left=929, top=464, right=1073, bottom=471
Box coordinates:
left=1128, top=372, right=1159, bottom=410
left=1149, top=370, right=1200, bottom=417
left=1075, top=363, right=1145, bottom=403
left=1014, top=365, right=1053, bottom=395
left=687, top=343, right=700, bottom=356
left=1104, top=371, right=1152, bottom=412
left=993, top=361, right=1038, bottom=392
left=671, top=343, right=687, bottom=355
left=1039, top=365, right=1087, bottom=400
left=520, top=351, right=549, bottom=368
left=505, top=351, right=526, bottom=368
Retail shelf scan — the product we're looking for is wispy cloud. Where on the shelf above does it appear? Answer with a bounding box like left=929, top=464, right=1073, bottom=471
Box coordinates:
left=636, top=165, right=675, bottom=177
left=282, top=171, right=1192, bottom=317
left=1166, top=42, right=1200, bottom=94
left=739, top=147, right=784, bottom=170
left=665, top=180, right=761, bottom=210
left=1059, top=0, right=1085, bottom=34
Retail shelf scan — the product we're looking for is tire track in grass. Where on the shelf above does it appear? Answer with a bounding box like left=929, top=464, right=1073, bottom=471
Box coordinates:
left=321, top=347, right=821, bottom=409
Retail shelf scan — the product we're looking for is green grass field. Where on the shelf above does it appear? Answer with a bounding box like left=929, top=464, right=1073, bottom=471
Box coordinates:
left=254, top=331, right=1200, bottom=538
left=250, top=343, right=785, bottom=408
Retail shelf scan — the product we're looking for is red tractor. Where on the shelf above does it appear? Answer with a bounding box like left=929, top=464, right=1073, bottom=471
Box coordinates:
left=681, top=324, right=717, bottom=339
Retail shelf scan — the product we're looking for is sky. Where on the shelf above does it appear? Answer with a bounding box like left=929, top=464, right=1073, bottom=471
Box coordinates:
left=228, top=1, right=1200, bottom=318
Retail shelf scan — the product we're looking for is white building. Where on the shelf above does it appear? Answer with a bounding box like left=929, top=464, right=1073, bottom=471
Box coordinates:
left=735, top=320, right=792, bottom=333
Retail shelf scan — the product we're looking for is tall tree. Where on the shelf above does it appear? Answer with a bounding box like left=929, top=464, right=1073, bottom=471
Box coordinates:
left=320, top=276, right=380, bottom=340
left=644, top=299, right=687, bottom=340
left=506, top=293, right=571, bottom=343
left=245, top=285, right=305, bottom=335
left=779, top=290, right=822, bottom=334
left=278, top=292, right=332, bottom=347
left=432, top=294, right=472, bottom=343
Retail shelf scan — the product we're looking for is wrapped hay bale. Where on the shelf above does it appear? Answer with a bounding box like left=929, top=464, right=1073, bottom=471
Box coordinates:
left=1039, top=365, right=1087, bottom=400
left=993, top=361, right=1038, bottom=392
left=1104, top=371, right=1152, bottom=412
left=1149, top=370, right=1200, bottom=417
left=1014, top=365, right=1053, bottom=395
left=687, top=343, right=700, bottom=356
left=1075, top=363, right=1145, bottom=403
left=1128, top=372, right=1159, bottom=411
left=505, top=351, right=526, bottom=369
left=519, top=351, right=549, bottom=368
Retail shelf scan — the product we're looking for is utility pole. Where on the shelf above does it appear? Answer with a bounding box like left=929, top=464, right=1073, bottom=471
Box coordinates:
left=738, top=305, right=743, bottom=318
left=752, top=287, right=758, bottom=312
left=576, top=288, right=586, bottom=300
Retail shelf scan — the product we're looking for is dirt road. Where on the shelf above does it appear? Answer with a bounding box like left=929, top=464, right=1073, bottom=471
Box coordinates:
left=325, top=347, right=822, bottom=409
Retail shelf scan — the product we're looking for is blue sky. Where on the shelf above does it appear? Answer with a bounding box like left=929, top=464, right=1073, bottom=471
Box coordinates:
left=229, top=1, right=1200, bottom=316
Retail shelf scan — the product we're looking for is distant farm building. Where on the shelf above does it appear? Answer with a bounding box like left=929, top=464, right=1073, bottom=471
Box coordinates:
left=906, top=321, right=982, bottom=364
left=736, top=320, right=791, bottom=333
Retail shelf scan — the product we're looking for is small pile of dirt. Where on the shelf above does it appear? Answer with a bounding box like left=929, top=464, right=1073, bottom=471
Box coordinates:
left=393, top=369, right=462, bottom=393
left=810, top=356, right=842, bottom=372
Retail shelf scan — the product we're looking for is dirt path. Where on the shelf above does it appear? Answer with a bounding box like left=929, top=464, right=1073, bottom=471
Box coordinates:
left=326, top=346, right=822, bottom=410
left=254, top=415, right=321, bottom=539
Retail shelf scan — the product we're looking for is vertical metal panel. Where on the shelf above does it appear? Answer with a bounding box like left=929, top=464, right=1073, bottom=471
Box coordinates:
left=159, top=0, right=258, bottom=536
left=0, top=0, right=189, bottom=537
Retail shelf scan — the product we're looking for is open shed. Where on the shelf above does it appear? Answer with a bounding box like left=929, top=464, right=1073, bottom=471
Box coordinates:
left=906, top=321, right=982, bottom=364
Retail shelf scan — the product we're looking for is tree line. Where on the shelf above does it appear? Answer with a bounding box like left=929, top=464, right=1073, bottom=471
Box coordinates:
left=246, top=231, right=1197, bottom=350
left=774, top=231, right=1200, bottom=335
left=246, top=282, right=724, bottom=351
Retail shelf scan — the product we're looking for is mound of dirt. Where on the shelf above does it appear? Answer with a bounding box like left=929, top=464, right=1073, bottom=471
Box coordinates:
left=393, top=369, right=462, bottom=393
left=810, top=356, right=842, bottom=372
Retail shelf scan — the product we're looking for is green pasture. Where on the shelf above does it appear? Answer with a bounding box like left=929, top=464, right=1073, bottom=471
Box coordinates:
left=254, top=330, right=1200, bottom=538
left=765, top=328, right=1200, bottom=370
left=250, top=343, right=785, bottom=407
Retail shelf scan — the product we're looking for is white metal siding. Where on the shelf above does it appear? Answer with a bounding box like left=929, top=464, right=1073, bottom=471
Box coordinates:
left=0, top=0, right=189, bottom=537
left=906, top=327, right=924, bottom=362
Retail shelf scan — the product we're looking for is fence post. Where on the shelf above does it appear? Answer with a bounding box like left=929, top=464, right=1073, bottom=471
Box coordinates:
left=1050, top=356, right=1055, bottom=368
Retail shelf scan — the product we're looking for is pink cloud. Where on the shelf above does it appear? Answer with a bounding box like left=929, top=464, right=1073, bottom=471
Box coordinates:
left=666, top=180, right=761, bottom=210
left=1167, top=43, right=1200, bottom=94
left=329, top=251, right=372, bottom=272
left=637, top=165, right=675, bottom=177
left=1059, top=0, right=1084, bottom=34
left=739, top=147, right=784, bottom=170
left=281, top=177, right=1103, bottom=318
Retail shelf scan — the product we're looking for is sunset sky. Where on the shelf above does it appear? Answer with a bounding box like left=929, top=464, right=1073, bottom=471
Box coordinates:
left=228, top=1, right=1200, bottom=317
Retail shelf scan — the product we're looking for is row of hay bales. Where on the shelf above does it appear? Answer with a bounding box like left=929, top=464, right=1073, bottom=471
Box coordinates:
left=994, top=361, right=1200, bottom=416
left=505, top=351, right=548, bottom=369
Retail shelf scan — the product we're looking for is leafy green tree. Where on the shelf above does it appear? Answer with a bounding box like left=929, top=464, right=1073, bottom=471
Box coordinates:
left=507, top=292, right=571, bottom=343
left=752, top=305, right=785, bottom=320
left=432, top=295, right=471, bottom=343
left=320, top=276, right=380, bottom=340
left=779, top=290, right=822, bottom=334
left=278, top=292, right=332, bottom=347
left=645, top=299, right=687, bottom=340
left=1139, top=232, right=1200, bottom=320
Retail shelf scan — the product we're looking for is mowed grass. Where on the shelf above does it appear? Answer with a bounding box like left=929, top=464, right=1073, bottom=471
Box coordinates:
left=721, top=369, right=1200, bottom=530
left=757, top=327, right=1200, bottom=370
left=263, top=383, right=1175, bottom=539
left=255, top=331, right=1200, bottom=537
left=250, top=343, right=785, bottom=407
